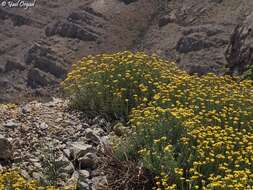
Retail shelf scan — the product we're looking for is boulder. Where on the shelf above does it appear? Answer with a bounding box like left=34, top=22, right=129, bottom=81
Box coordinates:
left=27, top=68, right=57, bottom=88
left=78, top=153, right=97, bottom=169
left=4, top=120, right=20, bottom=129
left=176, top=33, right=215, bottom=53
left=159, top=14, right=176, bottom=27
left=69, top=142, right=96, bottom=159
left=79, top=170, right=90, bottom=179
left=85, top=128, right=100, bottom=144
left=225, top=12, right=253, bottom=74
left=45, top=21, right=99, bottom=41
left=25, top=44, right=67, bottom=79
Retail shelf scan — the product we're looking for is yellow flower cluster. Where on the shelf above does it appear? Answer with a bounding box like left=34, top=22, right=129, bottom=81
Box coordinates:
left=129, top=72, right=253, bottom=189
left=63, top=51, right=253, bottom=189
left=0, top=170, right=75, bottom=190
left=61, top=51, right=184, bottom=118
left=0, top=103, right=17, bottom=110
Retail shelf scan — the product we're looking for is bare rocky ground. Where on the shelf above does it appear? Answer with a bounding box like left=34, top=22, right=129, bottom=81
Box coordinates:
left=0, top=98, right=113, bottom=189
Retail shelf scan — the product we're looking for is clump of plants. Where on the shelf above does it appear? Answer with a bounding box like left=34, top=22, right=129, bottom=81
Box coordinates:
left=61, top=51, right=184, bottom=119
left=0, top=170, right=74, bottom=190
left=63, top=52, right=253, bottom=189
left=0, top=103, right=17, bottom=110
left=119, top=73, right=253, bottom=189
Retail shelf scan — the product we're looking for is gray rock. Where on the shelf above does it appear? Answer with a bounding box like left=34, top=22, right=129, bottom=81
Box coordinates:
left=25, top=43, right=67, bottom=79
left=4, top=120, right=19, bottom=129
left=79, top=170, right=90, bottom=179
left=27, top=68, right=57, bottom=88
left=225, top=12, right=253, bottom=74
left=63, top=148, right=71, bottom=159
left=159, top=14, right=175, bottom=27
left=21, top=170, right=30, bottom=179
left=78, top=181, right=90, bottom=190
left=85, top=128, right=100, bottom=144
left=40, top=122, right=49, bottom=130
left=69, top=142, right=96, bottom=159
left=55, top=154, right=72, bottom=167
left=176, top=33, right=215, bottom=53
left=45, top=21, right=99, bottom=41
left=78, top=153, right=97, bottom=169
left=20, top=105, right=30, bottom=114
left=32, top=172, right=43, bottom=180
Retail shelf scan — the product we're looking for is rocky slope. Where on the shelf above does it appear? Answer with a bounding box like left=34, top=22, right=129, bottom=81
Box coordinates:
left=0, top=0, right=156, bottom=102
left=140, top=0, right=253, bottom=75
left=0, top=98, right=113, bottom=189
left=1, top=0, right=253, bottom=102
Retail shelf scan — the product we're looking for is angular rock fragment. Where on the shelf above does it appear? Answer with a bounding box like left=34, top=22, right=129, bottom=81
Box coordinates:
left=27, top=68, right=57, bottom=88
left=69, top=142, right=96, bottom=159
left=4, top=120, right=19, bottom=129
left=45, top=21, right=99, bottom=41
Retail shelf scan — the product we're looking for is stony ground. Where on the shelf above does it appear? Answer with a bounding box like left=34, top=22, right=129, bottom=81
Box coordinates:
left=0, top=98, right=113, bottom=189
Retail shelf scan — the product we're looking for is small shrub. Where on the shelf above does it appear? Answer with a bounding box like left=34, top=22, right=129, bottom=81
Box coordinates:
left=61, top=51, right=183, bottom=119
left=39, top=144, right=71, bottom=187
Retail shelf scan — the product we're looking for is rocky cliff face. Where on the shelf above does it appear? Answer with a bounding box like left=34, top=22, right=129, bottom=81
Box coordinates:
left=0, top=0, right=156, bottom=102
left=1, top=0, right=253, bottom=102
left=140, top=0, right=253, bottom=75
left=225, top=12, right=253, bottom=75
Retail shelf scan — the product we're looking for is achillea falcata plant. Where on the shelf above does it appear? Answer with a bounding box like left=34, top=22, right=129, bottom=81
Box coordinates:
left=123, top=73, right=253, bottom=189
left=62, top=51, right=183, bottom=118
left=63, top=52, right=253, bottom=189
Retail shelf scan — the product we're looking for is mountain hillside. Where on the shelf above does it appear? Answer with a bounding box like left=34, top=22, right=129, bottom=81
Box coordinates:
left=1, top=0, right=253, bottom=102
